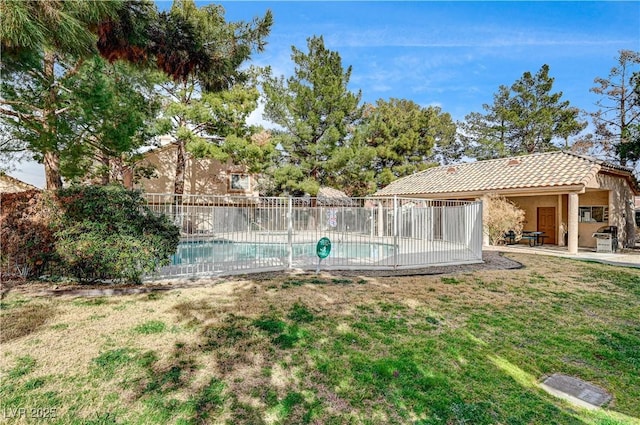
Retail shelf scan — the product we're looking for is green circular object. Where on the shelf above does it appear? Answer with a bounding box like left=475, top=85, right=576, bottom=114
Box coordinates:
left=316, top=237, right=332, bottom=259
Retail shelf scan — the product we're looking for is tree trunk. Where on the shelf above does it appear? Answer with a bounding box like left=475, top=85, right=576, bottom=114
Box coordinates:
left=110, top=155, right=126, bottom=186
left=174, top=139, right=186, bottom=195
left=43, top=50, right=63, bottom=190
left=100, top=152, right=110, bottom=185
left=122, top=163, right=134, bottom=189
left=171, top=138, right=187, bottom=231
left=44, top=151, right=63, bottom=190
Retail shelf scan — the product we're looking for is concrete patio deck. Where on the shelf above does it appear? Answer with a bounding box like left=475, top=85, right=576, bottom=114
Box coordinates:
left=485, top=243, right=640, bottom=268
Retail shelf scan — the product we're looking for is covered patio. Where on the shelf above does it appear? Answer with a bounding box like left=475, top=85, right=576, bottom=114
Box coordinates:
left=373, top=151, right=639, bottom=254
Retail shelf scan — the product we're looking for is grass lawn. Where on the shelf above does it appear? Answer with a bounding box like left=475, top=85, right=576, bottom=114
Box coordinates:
left=1, top=253, right=639, bottom=424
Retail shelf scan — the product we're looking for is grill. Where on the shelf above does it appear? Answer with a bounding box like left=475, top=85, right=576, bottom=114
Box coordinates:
left=592, top=226, right=618, bottom=253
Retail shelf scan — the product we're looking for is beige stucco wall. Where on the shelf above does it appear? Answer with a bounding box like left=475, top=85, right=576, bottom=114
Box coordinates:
left=579, top=190, right=608, bottom=204
left=560, top=194, right=568, bottom=238
left=134, top=145, right=258, bottom=197
left=508, top=195, right=557, bottom=233
left=596, top=173, right=637, bottom=248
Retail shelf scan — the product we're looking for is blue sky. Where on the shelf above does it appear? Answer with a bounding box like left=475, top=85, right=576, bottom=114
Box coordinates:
left=216, top=1, right=639, bottom=120
left=9, top=1, right=640, bottom=187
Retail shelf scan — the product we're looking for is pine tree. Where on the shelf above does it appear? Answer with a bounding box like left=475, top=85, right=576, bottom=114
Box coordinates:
left=262, top=36, right=362, bottom=195
left=590, top=50, right=640, bottom=172
left=461, top=65, right=586, bottom=160
left=1, top=0, right=124, bottom=189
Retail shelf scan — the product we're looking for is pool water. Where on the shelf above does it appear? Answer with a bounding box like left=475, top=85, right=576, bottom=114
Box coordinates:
left=171, top=240, right=396, bottom=265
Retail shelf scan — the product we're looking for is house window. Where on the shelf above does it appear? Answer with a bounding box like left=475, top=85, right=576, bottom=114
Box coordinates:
left=229, top=174, right=250, bottom=192
left=579, top=206, right=609, bottom=223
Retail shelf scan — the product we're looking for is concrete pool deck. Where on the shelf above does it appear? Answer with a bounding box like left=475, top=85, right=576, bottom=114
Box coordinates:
left=486, top=244, right=640, bottom=268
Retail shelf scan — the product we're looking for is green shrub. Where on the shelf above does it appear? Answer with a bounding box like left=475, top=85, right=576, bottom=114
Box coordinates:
left=52, top=185, right=179, bottom=283
left=1, top=185, right=179, bottom=283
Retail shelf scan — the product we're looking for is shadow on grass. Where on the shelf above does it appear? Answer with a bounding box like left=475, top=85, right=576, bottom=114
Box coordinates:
left=0, top=302, right=56, bottom=343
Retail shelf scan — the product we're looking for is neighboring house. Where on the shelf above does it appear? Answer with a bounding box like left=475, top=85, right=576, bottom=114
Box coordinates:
left=317, top=186, right=355, bottom=206
left=373, top=151, right=639, bottom=252
left=132, top=143, right=259, bottom=199
left=0, top=173, right=38, bottom=193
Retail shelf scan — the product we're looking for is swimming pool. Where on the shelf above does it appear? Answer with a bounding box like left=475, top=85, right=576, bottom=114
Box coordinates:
left=171, top=240, right=397, bottom=265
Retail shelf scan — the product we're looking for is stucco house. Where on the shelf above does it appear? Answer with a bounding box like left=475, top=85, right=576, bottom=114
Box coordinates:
left=131, top=143, right=259, bottom=199
left=373, top=151, right=639, bottom=253
left=0, top=173, right=38, bottom=193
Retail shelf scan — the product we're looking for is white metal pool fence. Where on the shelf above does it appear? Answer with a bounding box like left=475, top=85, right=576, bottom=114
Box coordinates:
left=143, top=194, right=483, bottom=278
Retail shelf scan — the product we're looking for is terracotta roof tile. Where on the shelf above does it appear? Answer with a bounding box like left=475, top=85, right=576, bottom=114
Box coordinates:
left=318, top=186, right=349, bottom=199
left=374, top=151, right=631, bottom=197
left=0, top=174, right=39, bottom=193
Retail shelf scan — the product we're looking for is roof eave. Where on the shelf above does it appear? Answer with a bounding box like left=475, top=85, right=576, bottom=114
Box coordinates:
left=598, top=168, right=640, bottom=195
left=372, top=184, right=588, bottom=199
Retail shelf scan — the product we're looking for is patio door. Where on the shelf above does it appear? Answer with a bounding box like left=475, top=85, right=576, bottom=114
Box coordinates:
left=537, top=207, right=556, bottom=244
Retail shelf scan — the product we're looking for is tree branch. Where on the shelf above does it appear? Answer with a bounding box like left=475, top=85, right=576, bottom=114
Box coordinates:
left=62, top=57, right=86, bottom=80
left=192, top=122, right=207, bottom=133
left=0, top=107, right=45, bottom=123
left=0, top=99, right=44, bottom=114
left=54, top=106, right=73, bottom=116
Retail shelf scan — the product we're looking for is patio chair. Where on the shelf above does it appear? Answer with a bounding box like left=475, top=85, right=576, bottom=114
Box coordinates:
left=503, top=230, right=517, bottom=245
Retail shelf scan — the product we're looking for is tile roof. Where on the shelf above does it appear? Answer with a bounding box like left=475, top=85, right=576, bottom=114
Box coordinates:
left=0, top=174, right=39, bottom=193
left=317, top=186, right=355, bottom=206
left=374, top=151, right=636, bottom=197
left=318, top=186, right=349, bottom=199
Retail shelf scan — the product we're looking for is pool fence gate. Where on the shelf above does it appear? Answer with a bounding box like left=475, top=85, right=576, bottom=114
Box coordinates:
left=143, top=194, right=483, bottom=279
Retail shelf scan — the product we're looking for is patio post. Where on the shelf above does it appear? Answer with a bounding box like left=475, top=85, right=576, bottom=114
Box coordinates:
left=568, top=192, right=579, bottom=254
left=480, top=195, right=490, bottom=246
left=557, top=194, right=564, bottom=246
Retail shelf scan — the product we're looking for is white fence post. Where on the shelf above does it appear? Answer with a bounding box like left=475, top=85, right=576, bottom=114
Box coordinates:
left=377, top=202, right=384, bottom=237
left=393, top=196, right=399, bottom=269
left=287, top=197, right=293, bottom=269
